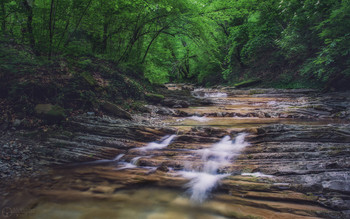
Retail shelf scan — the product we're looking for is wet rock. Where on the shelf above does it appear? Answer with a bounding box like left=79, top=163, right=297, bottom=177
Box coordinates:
left=162, top=98, right=190, bottom=108
left=157, top=163, right=169, bottom=172
left=101, top=101, right=132, bottom=120
left=0, top=121, right=9, bottom=131
left=155, top=107, right=176, bottom=116
left=323, top=197, right=350, bottom=211
left=87, top=112, right=95, bottom=116
left=145, top=93, right=165, bottom=103
left=2, top=86, right=350, bottom=217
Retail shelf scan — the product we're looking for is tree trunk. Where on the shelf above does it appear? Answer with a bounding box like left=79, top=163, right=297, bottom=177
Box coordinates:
left=56, top=17, right=70, bottom=53
left=117, top=27, right=141, bottom=63
left=101, top=18, right=108, bottom=53
left=48, top=0, right=55, bottom=60
left=141, top=33, right=159, bottom=64
left=64, top=0, right=93, bottom=48
left=23, top=0, right=38, bottom=55
left=117, top=13, right=144, bottom=64
left=141, top=26, right=168, bottom=64
left=234, top=47, right=245, bottom=68
left=1, top=1, right=5, bottom=34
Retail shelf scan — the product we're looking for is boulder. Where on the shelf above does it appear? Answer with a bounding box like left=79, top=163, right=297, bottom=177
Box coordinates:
left=101, top=101, right=132, bottom=120
left=34, top=104, right=66, bottom=122
left=162, top=98, right=190, bottom=108
left=234, top=79, right=262, bottom=88
left=145, top=93, right=165, bottom=103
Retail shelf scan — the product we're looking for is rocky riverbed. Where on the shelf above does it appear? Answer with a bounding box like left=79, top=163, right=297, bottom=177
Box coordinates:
left=1, top=86, right=350, bottom=218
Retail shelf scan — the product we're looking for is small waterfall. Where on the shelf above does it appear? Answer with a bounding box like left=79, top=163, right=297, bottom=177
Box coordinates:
left=131, top=156, right=141, bottom=165
left=113, top=154, right=125, bottom=161
left=180, top=133, right=249, bottom=203
left=116, top=135, right=176, bottom=170
left=138, top=135, right=176, bottom=151
left=116, top=157, right=140, bottom=170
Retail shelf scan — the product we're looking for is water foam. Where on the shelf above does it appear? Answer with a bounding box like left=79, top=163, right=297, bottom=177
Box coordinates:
left=191, top=89, right=228, bottom=98
left=181, top=133, right=249, bottom=202
left=138, top=135, right=176, bottom=151
left=188, top=116, right=211, bottom=122
left=241, top=172, right=273, bottom=178
left=117, top=135, right=176, bottom=170
left=204, top=92, right=228, bottom=98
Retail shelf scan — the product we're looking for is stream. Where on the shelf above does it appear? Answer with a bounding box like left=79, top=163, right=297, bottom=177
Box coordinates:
left=1, top=86, right=350, bottom=218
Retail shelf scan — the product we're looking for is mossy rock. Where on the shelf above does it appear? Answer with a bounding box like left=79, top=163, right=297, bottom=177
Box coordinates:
left=130, top=101, right=151, bottom=113
left=81, top=71, right=96, bottom=86
left=101, top=101, right=132, bottom=120
left=234, top=79, right=262, bottom=88
left=34, top=104, right=66, bottom=122
left=145, top=93, right=165, bottom=103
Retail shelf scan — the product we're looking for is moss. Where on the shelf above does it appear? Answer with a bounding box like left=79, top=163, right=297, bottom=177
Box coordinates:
left=328, top=150, right=343, bottom=156
left=234, top=79, right=262, bottom=88
left=47, top=105, right=66, bottom=117
left=21, top=131, right=40, bottom=138
left=34, top=104, right=66, bottom=123
left=80, top=71, right=96, bottom=86
left=304, top=192, right=318, bottom=201
left=101, top=101, right=132, bottom=120
left=145, top=93, right=165, bottom=103
left=130, top=101, right=150, bottom=113
left=77, top=59, right=93, bottom=70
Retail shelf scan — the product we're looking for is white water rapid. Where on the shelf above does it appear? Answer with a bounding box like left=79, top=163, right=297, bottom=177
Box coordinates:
left=180, top=133, right=249, bottom=203
left=116, top=135, right=176, bottom=170
left=138, top=135, right=177, bottom=151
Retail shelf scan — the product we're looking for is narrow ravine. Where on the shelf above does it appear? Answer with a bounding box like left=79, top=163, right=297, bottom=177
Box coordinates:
left=1, top=86, right=350, bottom=219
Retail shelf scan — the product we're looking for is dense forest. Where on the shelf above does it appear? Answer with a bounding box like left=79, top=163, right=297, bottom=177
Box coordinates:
left=1, top=0, right=349, bottom=88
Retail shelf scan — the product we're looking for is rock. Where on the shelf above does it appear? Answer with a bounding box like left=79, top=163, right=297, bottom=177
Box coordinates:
left=34, top=104, right=66, bottom=122
left=13, top=119, right=22, bottom=127
left=91, top=185, right=115, bottom=194
left=87, top=112, right=95, bottom=116
left=157, top=163, right=169, bottom=172
left=0, top=121, right=9, bottom=131
left=145, top=93, right=165, bottom=103
left=162, top=98, right=190, bottom=108
left=101, top=101, right=132, bottom=120
left=156, top=107, right=176, bottom=116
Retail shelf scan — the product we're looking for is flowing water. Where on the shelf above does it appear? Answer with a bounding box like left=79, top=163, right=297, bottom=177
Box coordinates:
left=180, top=134, right=249, bottom=202
left=2, top=87, right=349, bottom=218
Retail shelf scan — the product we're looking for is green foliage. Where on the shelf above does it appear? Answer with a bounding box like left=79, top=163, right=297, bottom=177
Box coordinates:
left=1, top=0, right=349, bottom=89
left=77, top=59, right=93, bottom=70
left=303, top=0, right=350, bottom=81
left=144, top=61, right=170, bottom=84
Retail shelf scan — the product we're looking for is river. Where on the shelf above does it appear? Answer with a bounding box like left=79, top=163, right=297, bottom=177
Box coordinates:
left=1, top=86, right=350, bottom=218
